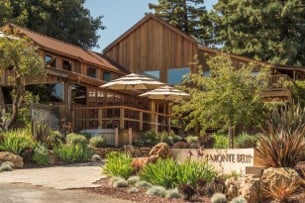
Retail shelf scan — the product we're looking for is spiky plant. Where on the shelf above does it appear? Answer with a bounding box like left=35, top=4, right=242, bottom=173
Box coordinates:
left=256, top=102, right=305, bottom=167
left=263, top=179, right=299, bottom=202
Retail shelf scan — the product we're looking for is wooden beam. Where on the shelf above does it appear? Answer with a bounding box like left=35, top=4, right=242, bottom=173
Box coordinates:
left=120, top=107, right=125, bottom=129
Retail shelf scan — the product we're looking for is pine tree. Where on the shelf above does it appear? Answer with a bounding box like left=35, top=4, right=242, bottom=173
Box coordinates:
left=149, top=0, right=213, bottom=45
left=211, top=0, right=305, bottom=66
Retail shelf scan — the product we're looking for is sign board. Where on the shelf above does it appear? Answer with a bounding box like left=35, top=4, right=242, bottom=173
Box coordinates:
left=170, top=148, right=259, bottom=174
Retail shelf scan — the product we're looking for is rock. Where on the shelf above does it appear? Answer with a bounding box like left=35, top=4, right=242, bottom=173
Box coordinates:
left=149, top=142, right=170, bottom=161
left=238, top=175, right=261, bottom=203
left=294, top=161, right=305, bottom=179
left=261, top=167, right=304, bottom=200
left=225, top=177, right=239, bottom=200
left=132, top=157, right=149, bottom=171
left=0, top=151, right=24, bottom=168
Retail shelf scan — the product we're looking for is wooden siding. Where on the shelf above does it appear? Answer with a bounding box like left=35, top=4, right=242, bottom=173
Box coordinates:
left=105, top=18, right=198, bottom=83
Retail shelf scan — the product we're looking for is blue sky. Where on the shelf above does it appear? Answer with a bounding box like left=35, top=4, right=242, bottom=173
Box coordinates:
left=84, top=0, right=216, bottom=52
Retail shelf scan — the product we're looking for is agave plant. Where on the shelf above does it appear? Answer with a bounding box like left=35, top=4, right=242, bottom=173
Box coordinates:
left=256, top=101, right=305, bottom=167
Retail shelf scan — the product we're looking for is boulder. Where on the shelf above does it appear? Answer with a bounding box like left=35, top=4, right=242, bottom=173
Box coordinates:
left=0, top=151, right=24, bottom=168
left=132, top=157, right=149, bottom=171
left=261, top=167, right=304, bottom=200
left=149, top=142, right=170, bottom=161
left=225, top=177, right=240, bottom=200
left=238, top=176, right=261, bottom=203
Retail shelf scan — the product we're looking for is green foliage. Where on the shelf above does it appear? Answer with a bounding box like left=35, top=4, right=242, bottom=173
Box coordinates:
left=133, top=130, right=159, bottom=147
left=235, top=133, right=257, bottom=148
left=211, top=0, right=305, bottom=65
left=212, top=134, right=228, bottom=149
left=139, top=158, right=216, bottom=188
left=256, top=102, right=305, bottom=167
left=0, top=37, right=45, bottom=130
left=135, top=180, right=152, bottom=189
left=102, top=152, right=133, bottom=179
left=32, top=122, right=50, bottom=143
left=66, top=133, right=88, bottom=147
left=291, top=80, right=305, bottom=107
left=0, top=0, right=104, bottom=49
left=231, top=196, right=247, bottom=203
left=210, top=193, right=227, bottom=203
left=146, top=186, right=166, bottom=197
left=176, top=160, right=217, bottom=187
left=173, top=54, right=268, bottom=146
left=127, top=176, right=141, bottom=185
left=158, top=130, right=181, bottom=146
left=0, top=129, right=35, bottom=154
left=54, top=143, right=92, bottom=163
left=149, top=0, right=213, bottom=45
left=165, top=188, right=181, bottom=199
left=185, top=135, right=198, bottom=145
left=91, top=154, right=101, bottom=162
left=139, top=158, right=178, bottom=188
left=45, top=130, right=64, bottom=149
left=32, top=143, right=49, bottom=166
left=89, top=135, right=105, bottom=148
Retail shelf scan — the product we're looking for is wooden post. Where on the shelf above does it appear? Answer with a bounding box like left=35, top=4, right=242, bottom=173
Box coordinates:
left=115, top=127, right=119, bottom=147
left=120, top=107, right=125, bottom=129
left=98, top=109, right=103, bottom=129
left=64, top=82, right=72, bottom=123
left=128, top=128, right=132, bottom=145
left=155, top=114, right=158, bottom=133
left=150, top=100, right=156, bottom=131
left=293, top=70, right=296, bottom=80
left=139, top=111, right=143, bottom=131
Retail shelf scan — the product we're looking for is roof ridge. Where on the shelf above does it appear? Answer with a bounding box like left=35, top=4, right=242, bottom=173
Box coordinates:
left=7, top=23, right=93, bottom=52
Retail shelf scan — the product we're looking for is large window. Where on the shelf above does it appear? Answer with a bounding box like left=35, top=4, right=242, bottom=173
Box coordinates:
left=143, top=70, right=160, bottom=80
left=45, top=54, right=56, bottom=67
left=103, top=71, right=112, bottom=82
left=87, top=66, right=97, bottom=78
left=26, top=83, right=64, bottom=102
left=167, top=67, right=190, bottom=85
left=62, top=59, right=72, bottom=71
left=72, top=85, right=86, bottom=105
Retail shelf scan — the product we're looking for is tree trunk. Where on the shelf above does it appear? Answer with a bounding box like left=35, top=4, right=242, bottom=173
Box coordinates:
left=0, top=86, right=6, bottom=130
left=5, top=77, right=25, bottom=130
left=228, top=126, right=235, bottom=148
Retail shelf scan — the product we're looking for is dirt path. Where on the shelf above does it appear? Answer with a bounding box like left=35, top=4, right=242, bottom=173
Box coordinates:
left=0, top=182, right=134, bottom=203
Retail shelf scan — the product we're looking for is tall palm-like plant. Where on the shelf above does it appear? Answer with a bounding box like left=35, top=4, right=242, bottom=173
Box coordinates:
left=256, top=101, right=305, bottom=167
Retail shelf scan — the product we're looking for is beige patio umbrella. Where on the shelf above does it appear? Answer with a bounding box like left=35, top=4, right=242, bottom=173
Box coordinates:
left=100, top=73, right=165, bottom=90
left=139, top=85, right=190, bottom=102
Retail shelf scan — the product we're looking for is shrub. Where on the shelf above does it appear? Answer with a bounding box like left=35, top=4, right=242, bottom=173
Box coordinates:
left=55, top=143, right=92, bottom=163
left=127, top=176, right=140, bottom=185
left=113, top=179, right=128, bottom=188
left=176, top=160, right=217, bottom=187
left=133, top=130, right=159, bottom=147
left=256, top=102, right=305, bottom=167
left=103, top=152, right=133, bottom=179
left=127, top=187, right=139, bottom=194
left=45, top=130, right=64, bottom=149
left=165, top=188, right=181, bottom=199
left=66, top=133, right=88, bottom=147
left=198, top=134, right=215, bottom=148
left=210, top=193, right=227, bottom=203
left=263, top=179, right=298, bottom=202
left=178, top=183, right=195, bottom=200
left=0, top=162, right=13, bottom=172
left=32, top=143, right=49, bottom=166
left=0, top=129, right=35, bottom=155
left=172, top=141, right=190, bottom=148
left=135, top=180, right=152, bottom=189
left=139, top=158, right=177, bottom=188
left=199, top=177, right=226, bottom=197
left=109, top=176, right=124, bottom=186
left=159, top=131, right=181, bottom=146
left=185, top=135, right=198, bottom=145
left=89, top=136, right=105, bottom=148
left=235, top=133, right=257, bottom=148
left=212, top=134, right=228, bottom=149
left=146, top=186, right=166, bottom=197
left=91, top=154, right=101, bottom=162
left=231, top=196, right=247, bottom=203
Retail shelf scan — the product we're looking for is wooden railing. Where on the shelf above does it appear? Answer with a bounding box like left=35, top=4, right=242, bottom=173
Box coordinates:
left=72, top=105, right=178, bottom=132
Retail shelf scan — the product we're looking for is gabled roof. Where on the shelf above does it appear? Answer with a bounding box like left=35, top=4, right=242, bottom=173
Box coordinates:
left=0, top=23, right=125, bottom=74
left=103, top=14, right=198, bottom=53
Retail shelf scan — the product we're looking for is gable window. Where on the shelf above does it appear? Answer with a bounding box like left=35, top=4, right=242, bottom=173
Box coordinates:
left=45, top=54, right=56, bottom=67
left=62, top=59, right=72, bottom=71
left=143, top=70, right=160, bottom=80
left=72, top=84, right=86, bottom=105
left=103, top=71, right=112, bottom=82
left=167, top=67, right=190, bottom=85
left=87, top=66, right=97, bottom=78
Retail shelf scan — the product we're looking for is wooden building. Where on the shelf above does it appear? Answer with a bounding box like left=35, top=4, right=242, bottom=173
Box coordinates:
left=104, top=14, right=305, bottom=101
